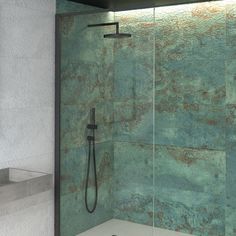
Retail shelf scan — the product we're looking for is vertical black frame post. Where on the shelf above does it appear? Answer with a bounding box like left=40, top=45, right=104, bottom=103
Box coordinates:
left=55, top=14, right=61, bottom=236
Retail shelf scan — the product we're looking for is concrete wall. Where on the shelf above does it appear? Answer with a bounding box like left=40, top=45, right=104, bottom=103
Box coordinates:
left=0, top=0, right=55, bottom=235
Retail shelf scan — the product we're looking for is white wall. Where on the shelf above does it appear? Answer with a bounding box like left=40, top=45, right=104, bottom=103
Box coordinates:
left=0, top=0, right=55, bottom=235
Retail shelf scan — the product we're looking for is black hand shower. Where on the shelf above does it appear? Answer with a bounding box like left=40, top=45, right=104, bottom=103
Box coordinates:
left=88, top=22, right=132, bottom=39
left=85, top=108, right=98, bottom=213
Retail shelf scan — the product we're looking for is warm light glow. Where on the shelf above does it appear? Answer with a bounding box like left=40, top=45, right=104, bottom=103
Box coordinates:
left=155, top=1, right=227, bottom=15
left=114, top=1, right=236, bottom=21
left=114, top=8, right=154, bottom=22
left=115, top=8, right=154, bottom=18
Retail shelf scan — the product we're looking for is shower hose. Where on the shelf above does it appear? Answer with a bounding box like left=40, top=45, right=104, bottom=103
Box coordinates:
left=85, top=135, right=98, bottom=213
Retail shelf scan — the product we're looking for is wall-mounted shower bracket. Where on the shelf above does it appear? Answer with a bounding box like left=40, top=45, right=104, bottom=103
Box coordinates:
left=88, top=22, right=131, bottom=39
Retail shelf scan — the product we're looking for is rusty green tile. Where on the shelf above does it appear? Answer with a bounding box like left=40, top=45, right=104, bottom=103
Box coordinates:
left=113, top=142, right=153, bottom=225
left=57, top=0, right=99, bottom=14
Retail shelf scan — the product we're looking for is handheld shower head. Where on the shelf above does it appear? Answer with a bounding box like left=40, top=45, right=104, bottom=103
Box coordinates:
left=88, top=22, right=132, bottom=39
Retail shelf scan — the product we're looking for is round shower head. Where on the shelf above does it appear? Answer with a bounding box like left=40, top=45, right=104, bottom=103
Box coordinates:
left=104, top=33, right=132, bottom=39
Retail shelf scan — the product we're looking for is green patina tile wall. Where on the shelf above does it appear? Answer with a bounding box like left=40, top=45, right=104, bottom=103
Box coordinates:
left=226, top=5, right=236, bottom=234
left=113, top=142, right=154, bottom=225
left=154, top=3, right=226, bottom=235
left=154, top=3, right=234, bottom=235
left=57, top=0, right=99, bottom=14
left=112, top=8, right=155, bottom=229
left=58, top=1, right=236, bottom=236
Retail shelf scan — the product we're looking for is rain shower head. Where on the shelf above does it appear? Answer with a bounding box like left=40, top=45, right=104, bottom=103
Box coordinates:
left=104, top=33, right=131, bottom=39
left=88, top=22, right=132, bottom=39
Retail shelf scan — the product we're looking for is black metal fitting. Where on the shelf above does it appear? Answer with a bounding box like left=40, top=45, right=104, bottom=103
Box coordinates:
left=87, top=124, right=98, bottom=130
left=87, top=136, right=95, bottom=141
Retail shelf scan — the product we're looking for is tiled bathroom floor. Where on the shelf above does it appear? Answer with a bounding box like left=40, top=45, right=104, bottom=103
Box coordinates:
left=77, top=219, right=193, bottom=236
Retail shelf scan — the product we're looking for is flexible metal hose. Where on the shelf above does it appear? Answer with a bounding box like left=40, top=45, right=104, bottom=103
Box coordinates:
left=85, top=137, right=98, bottom=213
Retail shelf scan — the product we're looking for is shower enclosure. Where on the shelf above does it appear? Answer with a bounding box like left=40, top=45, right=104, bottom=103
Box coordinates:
left=56, top=2, right=236, bottom=236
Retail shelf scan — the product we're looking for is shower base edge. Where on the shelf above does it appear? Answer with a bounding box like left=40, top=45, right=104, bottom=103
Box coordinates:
left=77, top=219, right=194, bottom=236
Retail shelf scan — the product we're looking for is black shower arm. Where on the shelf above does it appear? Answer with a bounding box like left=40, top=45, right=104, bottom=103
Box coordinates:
left=88, top=22, right=120, bottom=34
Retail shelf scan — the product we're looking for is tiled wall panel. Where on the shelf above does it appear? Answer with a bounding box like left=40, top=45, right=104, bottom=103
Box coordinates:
left=58, top=2, right=236, bottom=236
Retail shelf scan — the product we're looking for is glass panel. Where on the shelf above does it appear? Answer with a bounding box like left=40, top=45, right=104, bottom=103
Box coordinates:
left=225, top=3, right=236, bottom=235
left=112, top=8, right=155, bottom=235
left=58, top=2, right=236, bottom=236
left=59, top=9, right=155, bottom=236
left=154, top=2, right=236, bottom=236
